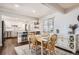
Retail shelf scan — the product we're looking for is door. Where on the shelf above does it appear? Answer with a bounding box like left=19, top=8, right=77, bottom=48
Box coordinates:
left=2, top=21, right=5, bottom=47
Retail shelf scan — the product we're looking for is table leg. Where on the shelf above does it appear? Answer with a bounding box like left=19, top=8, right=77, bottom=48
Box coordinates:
left=28, top=37, right=30, bottom=49
left=41, top=41, right=43, bottom=55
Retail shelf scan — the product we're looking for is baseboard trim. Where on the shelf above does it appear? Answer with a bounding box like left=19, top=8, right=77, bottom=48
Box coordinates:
left=17, top=41, right=29, bottom=46
left=4, top=37, right=17, bottom=39
left=55, top=46, right=75, bottom=55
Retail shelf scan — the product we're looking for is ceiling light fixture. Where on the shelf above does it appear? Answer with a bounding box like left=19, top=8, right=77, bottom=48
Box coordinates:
left=32, top=10, right=36, bottom=13
left=14, top=4, right=20, bottom=7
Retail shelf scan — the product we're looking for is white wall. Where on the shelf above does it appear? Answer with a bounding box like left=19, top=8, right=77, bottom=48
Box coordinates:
left=40, top=7, right=79, bottom=34
left=39, top=7, right=79, bottom=53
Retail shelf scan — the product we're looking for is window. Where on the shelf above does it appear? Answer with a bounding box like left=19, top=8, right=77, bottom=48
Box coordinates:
left=43, top=17, right=54, bottom=33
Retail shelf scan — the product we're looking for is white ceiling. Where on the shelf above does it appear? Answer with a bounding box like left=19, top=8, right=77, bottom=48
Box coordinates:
left=58, top=3, right=79, bottom=9
left=0, top=3, right=55, bottom=18
left=43, top=3, right=79, bottom=13
left=0, top=3, right=79, bottom=18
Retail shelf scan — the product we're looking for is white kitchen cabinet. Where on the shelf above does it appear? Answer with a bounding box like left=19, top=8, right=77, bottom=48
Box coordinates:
left=56, top=34, right=77, bottom=53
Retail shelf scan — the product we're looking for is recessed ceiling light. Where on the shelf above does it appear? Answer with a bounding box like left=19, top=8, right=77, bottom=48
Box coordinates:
left=32, top=10, right=36, bottom=13
left=14, top=4, right=20, bottom=7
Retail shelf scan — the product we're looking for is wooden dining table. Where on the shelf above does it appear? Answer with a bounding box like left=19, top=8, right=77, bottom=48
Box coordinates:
left=35, top=35, right=48, bottom=55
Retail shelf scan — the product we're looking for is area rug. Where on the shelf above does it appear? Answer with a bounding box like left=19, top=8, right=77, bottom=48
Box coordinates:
left=15, top=45, right=32, bottom=55
left=14, top=44, right=73, bottom=55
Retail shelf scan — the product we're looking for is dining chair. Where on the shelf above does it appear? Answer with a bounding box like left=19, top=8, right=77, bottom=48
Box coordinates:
left=28, top=32, right=41, bottom=54
left=28, top=32, right=37, bottom=49
left=46, top=34, right=57, bottom=55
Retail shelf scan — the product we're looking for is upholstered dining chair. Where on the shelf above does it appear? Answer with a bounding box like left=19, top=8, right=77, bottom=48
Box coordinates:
left=46, top=34, right=57, bottom=55
left=28, top=32, right=37, bottom=49
left=28, top=32, right=41, bottom=54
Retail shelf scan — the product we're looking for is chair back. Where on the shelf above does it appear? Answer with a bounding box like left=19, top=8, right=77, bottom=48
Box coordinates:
left=49, top=34, right=57, bottom=45
left=47, top=34, right=57, bottom=54
left=29, top=32, right=37, bottom=45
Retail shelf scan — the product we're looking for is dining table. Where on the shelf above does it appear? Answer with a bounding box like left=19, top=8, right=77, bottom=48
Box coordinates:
left=35, top=35, right=48, bottom=55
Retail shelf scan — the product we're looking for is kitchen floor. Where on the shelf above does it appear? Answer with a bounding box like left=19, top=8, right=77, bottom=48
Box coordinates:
left=0, top=38, right=74, bottom=55
left=0, top=38, right=28, bottom=55
left=0, top=38, right=17, bottom=55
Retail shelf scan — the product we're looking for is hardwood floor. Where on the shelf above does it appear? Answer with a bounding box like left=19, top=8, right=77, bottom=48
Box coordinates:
left=1, top=38, right=17, bottom=55
left=0, top=38, right=75, bottom=55
left=0, top=38, right=28, bottom=55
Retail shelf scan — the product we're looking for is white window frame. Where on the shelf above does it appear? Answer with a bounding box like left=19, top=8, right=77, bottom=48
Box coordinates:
left=43, top=17, right=54, bottom=33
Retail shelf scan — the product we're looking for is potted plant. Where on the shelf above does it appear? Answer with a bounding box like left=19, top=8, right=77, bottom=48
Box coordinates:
left=69, top=24, right=78, bottom=34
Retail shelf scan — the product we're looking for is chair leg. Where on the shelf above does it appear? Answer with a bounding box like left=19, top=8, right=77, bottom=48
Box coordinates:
left=29, top=42, right=31, bottom=49
left=47, top=48, right=56, bottom=55
left=35, top=46, right=37, bottom=54
left=47, top=49, right=51, bottom=55
left=48, top=52, right=51, bottom=55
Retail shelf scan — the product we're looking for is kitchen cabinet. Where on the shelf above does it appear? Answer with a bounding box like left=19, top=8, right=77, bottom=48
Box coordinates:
left=56, top=34, right=76, bottom=53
